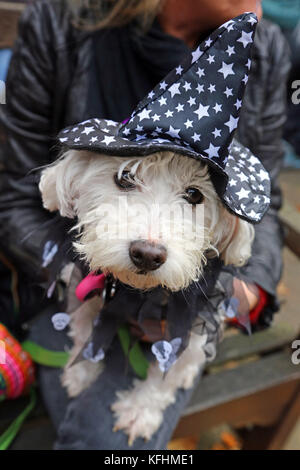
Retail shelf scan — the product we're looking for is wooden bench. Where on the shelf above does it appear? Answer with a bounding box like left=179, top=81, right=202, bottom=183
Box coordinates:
left=174, top=325, right=300, bottom=449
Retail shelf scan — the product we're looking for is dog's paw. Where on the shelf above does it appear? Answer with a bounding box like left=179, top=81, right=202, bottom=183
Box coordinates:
left=176, top=362, right=204, bottom=390
left=111, top=390, right=163, bottom=446
left=61, top=361, right=103, bottom=397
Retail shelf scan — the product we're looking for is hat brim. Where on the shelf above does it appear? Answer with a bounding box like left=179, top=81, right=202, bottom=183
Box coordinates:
left=58, top=118, right=270, bottom=224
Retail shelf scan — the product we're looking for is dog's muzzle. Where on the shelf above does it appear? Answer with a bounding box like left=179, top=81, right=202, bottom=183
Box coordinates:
left=129, top=240, right=167, bottom=272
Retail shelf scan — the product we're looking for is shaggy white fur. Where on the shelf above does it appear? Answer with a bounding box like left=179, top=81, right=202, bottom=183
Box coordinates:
left=40, top=150, right=253, bottom=290
left=39, top=149, right=254, bottom=444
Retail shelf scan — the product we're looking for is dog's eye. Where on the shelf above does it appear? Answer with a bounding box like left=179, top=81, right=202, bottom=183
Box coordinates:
left=114, top=171, right=136, bottom=190
left=184, top=187, right=204, bottom=205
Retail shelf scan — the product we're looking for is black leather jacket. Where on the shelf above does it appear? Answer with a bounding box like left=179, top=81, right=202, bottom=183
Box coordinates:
left=0, top=0, right=291, bottom=328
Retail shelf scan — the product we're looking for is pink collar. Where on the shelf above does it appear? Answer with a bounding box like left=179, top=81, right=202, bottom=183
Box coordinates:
left=75, top=272, right=106, bottom=302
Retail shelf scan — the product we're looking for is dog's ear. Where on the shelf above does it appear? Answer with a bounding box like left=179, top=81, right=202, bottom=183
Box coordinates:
left=218, top=211, right=255, bottom=267
left=39, top=150, right=84, bottom=219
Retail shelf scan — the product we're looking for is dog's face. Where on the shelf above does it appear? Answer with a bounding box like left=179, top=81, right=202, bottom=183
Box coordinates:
left=39, top=150, right=254, bottom=291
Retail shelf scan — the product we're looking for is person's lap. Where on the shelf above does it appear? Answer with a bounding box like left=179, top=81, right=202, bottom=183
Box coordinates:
left=29, top=306, right=203, bottom=450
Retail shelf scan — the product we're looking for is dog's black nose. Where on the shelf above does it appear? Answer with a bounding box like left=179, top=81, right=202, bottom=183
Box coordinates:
left=129, top=240, right=167, bottom=272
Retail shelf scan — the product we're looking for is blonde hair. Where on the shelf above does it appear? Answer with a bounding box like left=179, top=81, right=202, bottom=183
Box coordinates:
left=68, top=0, right=163, bottom=31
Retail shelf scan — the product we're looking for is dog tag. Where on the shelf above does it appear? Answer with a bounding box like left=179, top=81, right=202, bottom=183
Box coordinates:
left=151, top=340, right=172, bottom=364
left=152, top=338, right=182, bottom=372
left=82, top=342, right=105, bottom=363
left=51, top=312, right=70, bottom=331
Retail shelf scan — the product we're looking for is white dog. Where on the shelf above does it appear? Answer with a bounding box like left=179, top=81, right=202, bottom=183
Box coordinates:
left=39, top=149, right=254, bottom=444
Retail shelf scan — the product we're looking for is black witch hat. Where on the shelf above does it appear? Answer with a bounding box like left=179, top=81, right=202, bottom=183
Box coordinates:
left=58, top=12, right=270, bottom=223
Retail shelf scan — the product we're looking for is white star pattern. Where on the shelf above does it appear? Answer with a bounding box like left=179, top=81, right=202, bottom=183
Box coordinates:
left=187, top=96, right=196, bottom=106
left=236, top=187, right=250, bottom=200
left=82, top=126, right=94, bottom=135
left=194, top=104, right=210, bottom=120
left=218, top=62, right=235, bottom=79
left=237, top=31, right=253, bottom=48
left=223, top=19, right=234, bottom=31
left=63, top=14, right=269, bottom=224
left=239, top=173, right=248, bottom=183
left=196, top=67, right=205, bottom=78
left=225, top=115, right=239, bottom=133
left=248, top=16, right=257, bottom=26
left=166, top=126, right=181, bottom=139
left=224, top=87, right=233, bottom=98
left=234, top=99, right=242, bottom=110
left=258, top=169, right=269, bottom=181
left=191, top=47, right=203, bottom=63
left=152, top=114, right=161, bottom=122
left=169, top=83, right=181, bottom=98
left=249, top=155, right=258, bottom=166
left=212, top=128, right=221, bottom=138
left=176, top=65, right=183, bottom=75
left=102, top=135, right=116, bottom=145
left=184, top=119, right=193, bottom=129
left=165, top=110, right=173, bottom=118
left=176, top=103, right=184, bottom=112
left=135, top=134, right=147, bottom=141
left=183, top=81, right=192, bottom=91
left=192, top=133, right=201, bottom=142
left=205, top=143, right=220, bottom=158
left=105, top=120, right=116, bottom=126
left=254, top=195, right=260, bottom=204
left=226, top=46, right=235, bottom=56
left=213, top=103, right=222, bottom=113
left=138, top=109, right=152, bottom=121
left=158, top=96, right=167, bottom=106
